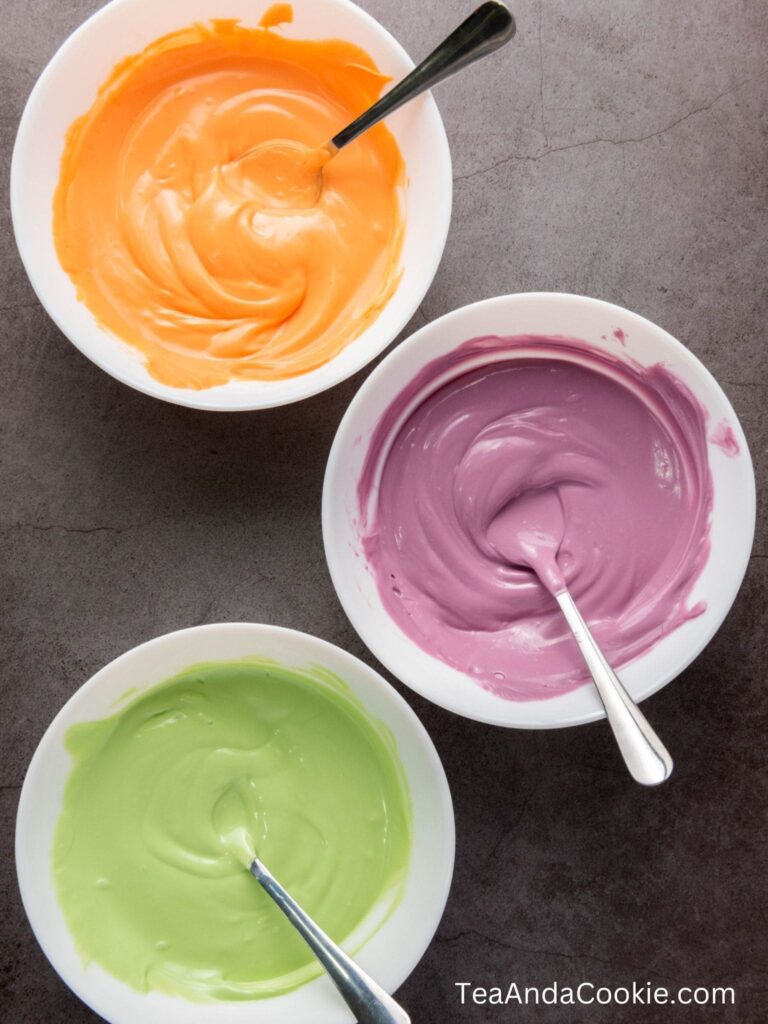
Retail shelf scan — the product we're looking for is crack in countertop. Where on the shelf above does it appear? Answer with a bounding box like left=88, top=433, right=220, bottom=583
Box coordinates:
left=454, top=74, right=764, bottom=184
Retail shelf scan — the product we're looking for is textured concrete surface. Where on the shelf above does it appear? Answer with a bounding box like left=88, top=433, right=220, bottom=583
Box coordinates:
left=1, top=0, right=766, bottom=1021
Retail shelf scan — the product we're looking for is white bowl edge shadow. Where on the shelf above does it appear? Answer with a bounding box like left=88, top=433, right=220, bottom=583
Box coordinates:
left=10, top=0, right=452, bottom=411
left=15, top=623, right=456, bottom=1024
left=322, top=292, right=757, bottom=730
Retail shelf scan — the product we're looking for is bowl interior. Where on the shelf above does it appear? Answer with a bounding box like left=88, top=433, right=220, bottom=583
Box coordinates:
left=322, top=293, right=756, bottom=729
left=11, top=0, right=451, bottom=410
left=16, top=624, right=455, bottom=1024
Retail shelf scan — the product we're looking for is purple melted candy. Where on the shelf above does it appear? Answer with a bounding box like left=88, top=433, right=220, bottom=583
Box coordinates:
left=357, top=335, right=713, bottom=701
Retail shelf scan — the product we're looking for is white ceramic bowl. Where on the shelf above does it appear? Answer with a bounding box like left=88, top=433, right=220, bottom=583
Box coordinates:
left=15, top=624, right=455, bottom=1023
left=11, top=0, right=451, bottom=411
left=323, top=293, right=757, bottom=729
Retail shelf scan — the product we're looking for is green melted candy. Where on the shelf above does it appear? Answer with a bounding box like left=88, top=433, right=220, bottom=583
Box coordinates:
left=52, top=659, right=412, bottom=1001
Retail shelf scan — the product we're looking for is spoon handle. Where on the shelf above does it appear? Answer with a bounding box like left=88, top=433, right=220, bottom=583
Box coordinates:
left=555, top=590, right=674, bottom=786
left=331, top=1, right=515, bottom=151
left=250, top=857, right=411, bottom=1024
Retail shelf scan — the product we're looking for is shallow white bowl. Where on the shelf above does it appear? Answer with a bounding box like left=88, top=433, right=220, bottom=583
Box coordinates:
left=322, top=292, right=756, bottom=729
left=11, top=0, right=451, bottom=410
left=16, top=623, right=455, bottom=1023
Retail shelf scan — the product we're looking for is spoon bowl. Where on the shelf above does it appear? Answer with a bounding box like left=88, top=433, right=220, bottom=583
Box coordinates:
left=487, top=488, right=566, bottom=595
left=233, top=139, right=330, bottom=208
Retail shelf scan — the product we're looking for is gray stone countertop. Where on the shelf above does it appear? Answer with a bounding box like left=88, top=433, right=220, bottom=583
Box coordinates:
left=1, top=1, right=766, bottom=1021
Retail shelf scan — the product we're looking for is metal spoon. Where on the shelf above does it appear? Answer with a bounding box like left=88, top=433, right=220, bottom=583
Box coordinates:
left=243, top=1, right=516, bottom=206
left=488, top=489, right=674, bottom=787
left=250, top=855, right=410, bottom=1024
left=328, top=0, right=515, bottom=154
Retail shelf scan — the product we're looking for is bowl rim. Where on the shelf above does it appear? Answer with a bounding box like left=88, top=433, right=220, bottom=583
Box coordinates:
left=10, top=0, right=453, bottom=411
left=322, top=291, right=757, bottom=729
left=15, top=622, right=456, bottom=1023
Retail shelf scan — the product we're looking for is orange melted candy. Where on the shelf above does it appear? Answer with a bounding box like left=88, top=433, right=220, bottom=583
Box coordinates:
left=53, top=15, right=405, bottom=389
